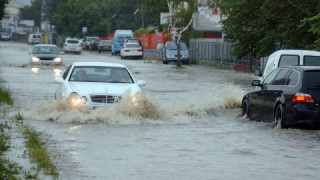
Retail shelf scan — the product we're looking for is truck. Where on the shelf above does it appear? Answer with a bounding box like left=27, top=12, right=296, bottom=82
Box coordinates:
left=111, top=30, right=133, bottom=56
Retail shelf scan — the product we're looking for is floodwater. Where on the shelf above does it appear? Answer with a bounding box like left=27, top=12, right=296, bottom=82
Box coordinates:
left=1, top=41, right=320, bottom=180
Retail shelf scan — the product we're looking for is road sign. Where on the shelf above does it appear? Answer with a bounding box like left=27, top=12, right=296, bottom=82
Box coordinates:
left=82, top=27, right=87, bottom=34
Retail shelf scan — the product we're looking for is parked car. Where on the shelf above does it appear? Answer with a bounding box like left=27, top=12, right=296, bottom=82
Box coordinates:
left=28, top=33, right=43, bottom=44
left=82, top=36, right=99, bottom=50
left=29, top=44, right=63, bottom=65
left=124, top=38, right=143, bottom=56
left=255, top=50, right=320, bottom=80
left=162, top=42, right=190, bottom=64
left=120, top=42, right=143, bottom=59
left=242, top=66, right=320, bottom=128
left=98, top=40, right=112, bottom=53
left=88, top=37, right=100, bottom=51
left=0, top=32, right=10, bottom=41
left=63, top=38, right=82, bottom=54
left=54, top=62, right=146, bottom=108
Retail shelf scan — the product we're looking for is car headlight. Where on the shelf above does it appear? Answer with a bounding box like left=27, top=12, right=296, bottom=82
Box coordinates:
left=68, top=93, right=87, bottom=108
left=54, top=57, right=62, bottom=62
left=32, top=56, right=40, bottom=62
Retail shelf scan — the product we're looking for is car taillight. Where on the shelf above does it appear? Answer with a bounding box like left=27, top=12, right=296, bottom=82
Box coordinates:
left=138, top=49, right=142, bottom=52
left=292, top=92, right=314, bottom=103
left=125, top=50, right=130, bottom=52
left=64, top=43, right=67, bottom=46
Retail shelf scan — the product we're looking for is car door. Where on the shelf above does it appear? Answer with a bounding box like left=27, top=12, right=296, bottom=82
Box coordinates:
left=250, top=69, right=280, bottom=120
left=263, top=68, right=289, bottom=121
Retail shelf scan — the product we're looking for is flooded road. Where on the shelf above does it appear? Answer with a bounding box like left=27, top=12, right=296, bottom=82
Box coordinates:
left=1, top=41, right=320, bottom=179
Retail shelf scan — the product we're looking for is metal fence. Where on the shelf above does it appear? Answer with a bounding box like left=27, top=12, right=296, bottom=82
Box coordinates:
left=189, top=38, right=262, bottom=71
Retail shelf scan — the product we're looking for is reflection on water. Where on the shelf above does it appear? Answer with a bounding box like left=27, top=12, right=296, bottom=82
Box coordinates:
left=30, top=66, right=62, bottom=78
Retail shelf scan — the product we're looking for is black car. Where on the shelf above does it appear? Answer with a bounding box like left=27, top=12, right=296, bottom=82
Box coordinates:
left=241, top=66, right=320, bottom=128
left=88, top=37, right=100, bottom=51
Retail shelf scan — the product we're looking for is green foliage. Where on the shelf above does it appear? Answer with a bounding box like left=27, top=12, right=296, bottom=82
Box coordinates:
left=0, top=0, right=9, bottom=19
left=301, top=13, right=320, bottom=50
left=19, top=0, right=42, bottom=27
left=23, top=125, right=59, bottom=178
left=217, top=0, right=320, bottom=70
left=0, top=83, right=13, bottom=106
left=51, top=0, right=111, bottom=37
left=134, top=28, right=155, bottom=35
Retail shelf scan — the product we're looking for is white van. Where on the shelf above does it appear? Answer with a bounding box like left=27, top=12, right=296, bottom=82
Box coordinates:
left=256, top=49, right=320, bottom=80
left=28, top=33, right=43, bottom=44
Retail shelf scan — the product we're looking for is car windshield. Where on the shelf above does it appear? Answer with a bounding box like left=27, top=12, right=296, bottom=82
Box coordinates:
left=88, top=37, right=99, bottom=42
left=67, top=40, right=79, bottom=44
left=125, top=43, right=140, bottom=48
left=303, top=71, right=320, bottom=87
left=69, top=66, right=134, bottom=83
left=100, top=40, right=112, bottom=44
left=167, top=42, right=188, bottom=50
left=32, top=46, right=60, bottom=54
left=304, top=56, right=320, bottom=65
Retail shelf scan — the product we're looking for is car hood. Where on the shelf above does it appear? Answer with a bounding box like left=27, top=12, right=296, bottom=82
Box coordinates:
left=68, top=82, right=141, bottom=96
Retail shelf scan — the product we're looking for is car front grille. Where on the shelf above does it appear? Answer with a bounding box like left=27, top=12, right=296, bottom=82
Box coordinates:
left=40, top=57, right=54, bottom=60
left=90, top=95, right=122, bottom=103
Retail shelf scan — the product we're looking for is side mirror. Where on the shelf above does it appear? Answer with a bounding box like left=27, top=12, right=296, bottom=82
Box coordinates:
left=252, top=80, right=261, bottom=86
left=137, top=80, right=146, bottom=86
left=254, top=69, right=262, bottom=76
left=55, top=77, right=64, bottom=83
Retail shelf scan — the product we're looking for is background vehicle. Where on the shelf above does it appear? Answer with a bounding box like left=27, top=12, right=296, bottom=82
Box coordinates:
left=29, top=44, right=63, bottom=65
left=0, top=32, right=10, bottom=41
left=112, top=30, right=133, bottom=55
left=120, top=42, right=143, bottom=59
left=162, top=42, right=190, bottom=64
left=256, top=50, right=320, bottom=80
left=82, top=36, right=99, bottom=50
left=242, top=66, right=320, bottom=128
left=28, top=33, right=43, bottom=44
left=63, top=38, right=82, bottom=54
left=98, top=40, right=112, bottom=53
left=54, top=62, right=146, bottom=108
left=88, top=38, right=100, bottom=51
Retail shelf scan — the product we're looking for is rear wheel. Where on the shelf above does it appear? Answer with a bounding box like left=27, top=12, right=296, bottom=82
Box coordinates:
left=274, top=104, right=287, bottom=129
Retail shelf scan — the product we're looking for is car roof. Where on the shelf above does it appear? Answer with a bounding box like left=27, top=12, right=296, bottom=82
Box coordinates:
left=271, top=49, right=320, bottom=56
left=34, top=44, right=58, bottom=47
left=72, top=62, right=127, bottom=68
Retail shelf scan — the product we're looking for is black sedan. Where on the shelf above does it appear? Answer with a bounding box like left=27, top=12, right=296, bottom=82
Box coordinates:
left=241, top=66, right=320, bottom=128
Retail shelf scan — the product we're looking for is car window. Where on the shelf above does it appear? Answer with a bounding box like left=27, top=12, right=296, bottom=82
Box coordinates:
left=286, top=70, right=299, bottom=86
left=304, top=56, right=320, bottom=65
left=69, top=66, right=134, bottom=83
left=278, top=55, right=299, bottom=67
left=125, top=44, right=140, bottom=48
left=303, top=71, right=320, bottom=87
left=32, top=46, right=60, bottom=54
left=63, top=65, right=72, bottom=80
left=271, top=69, right=289, bottom=85
left=263, top=69, right=280, bottom=86
left=167, top=43, right=177, bottom=50
left=67, top=40, right=79, bottom=44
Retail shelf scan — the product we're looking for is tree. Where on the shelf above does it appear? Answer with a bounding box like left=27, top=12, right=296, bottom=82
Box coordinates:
left=19, top=0, right=42, bottom=28
left=51, top=0, right=111, bottom=37
left=217, top=0, right=263, bottom=72
left=301, top=13, right=320, bottom=51
left=0, top=0, right=9, bottom=19
left=217, top=0, right=320, bottom=71
left=165, top=0, right=197, bottom=67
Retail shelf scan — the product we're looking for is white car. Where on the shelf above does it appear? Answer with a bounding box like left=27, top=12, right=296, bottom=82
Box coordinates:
left=54, top=62, right=146, bottom=108
left=63, top=38, right=82, bottom=54
left=120, top=42, right=143, bottom=59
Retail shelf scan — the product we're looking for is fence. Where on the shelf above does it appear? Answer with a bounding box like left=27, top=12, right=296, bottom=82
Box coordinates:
left=189, top=38, right=262, bottom=71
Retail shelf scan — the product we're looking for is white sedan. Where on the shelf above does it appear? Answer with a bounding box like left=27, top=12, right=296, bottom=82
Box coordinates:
left=120, top=42, right=143, bottom=59
left=54, top=62, right=146, bottom=108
